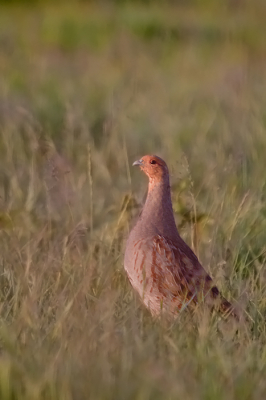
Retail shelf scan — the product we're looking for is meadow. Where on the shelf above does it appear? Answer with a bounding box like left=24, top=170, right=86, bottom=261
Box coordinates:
left=0, top=1, right=266, bottom=398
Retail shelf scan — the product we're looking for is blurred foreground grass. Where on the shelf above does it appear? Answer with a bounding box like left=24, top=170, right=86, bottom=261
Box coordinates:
left=0, top=1, right=266, bottom=399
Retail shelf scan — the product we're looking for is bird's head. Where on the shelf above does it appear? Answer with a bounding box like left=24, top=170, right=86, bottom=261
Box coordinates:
left=133, top=155, right=169, bottom=185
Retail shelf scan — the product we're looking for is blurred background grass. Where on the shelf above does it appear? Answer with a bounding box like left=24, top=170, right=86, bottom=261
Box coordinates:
left=0, top=0, right=266, bottom=399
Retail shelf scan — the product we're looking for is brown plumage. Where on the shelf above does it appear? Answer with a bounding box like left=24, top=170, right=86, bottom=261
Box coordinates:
left=124, top=155, right=236, bottom=319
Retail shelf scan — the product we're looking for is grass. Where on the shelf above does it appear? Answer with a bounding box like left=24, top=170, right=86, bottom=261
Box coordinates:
left=0, top=0, right=266, bottom=398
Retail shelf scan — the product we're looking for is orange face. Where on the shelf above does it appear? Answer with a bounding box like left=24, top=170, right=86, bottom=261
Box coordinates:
left=133, top=155, right=169, bottom=182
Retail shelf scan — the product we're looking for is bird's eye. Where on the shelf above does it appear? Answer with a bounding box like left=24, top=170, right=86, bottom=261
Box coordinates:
left=150, top=160, right=157, bottom=165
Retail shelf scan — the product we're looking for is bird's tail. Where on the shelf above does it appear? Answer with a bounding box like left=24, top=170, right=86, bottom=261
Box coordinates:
left=219, top=295, right=239, bottom=320
left=208, top=285, right=239, bottom=320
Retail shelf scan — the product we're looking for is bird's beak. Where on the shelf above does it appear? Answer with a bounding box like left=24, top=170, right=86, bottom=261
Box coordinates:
left=132, top=159, right=143, bottom=167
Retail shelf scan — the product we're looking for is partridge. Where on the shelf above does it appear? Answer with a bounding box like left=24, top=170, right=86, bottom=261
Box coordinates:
left=124, top=155, right=235, bottom=318
left=39, top=135, right=74, bottom=216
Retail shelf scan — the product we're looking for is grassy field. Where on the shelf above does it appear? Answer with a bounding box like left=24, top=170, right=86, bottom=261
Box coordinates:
left=0, top=1, right=266, bottom=398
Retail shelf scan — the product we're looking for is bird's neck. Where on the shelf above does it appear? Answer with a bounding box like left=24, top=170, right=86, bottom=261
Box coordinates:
left=140, top=179, right=179, bottom=240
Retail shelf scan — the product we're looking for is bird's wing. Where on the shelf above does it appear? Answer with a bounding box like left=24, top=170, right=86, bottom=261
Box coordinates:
left=147, top=234, right=215, bottom=305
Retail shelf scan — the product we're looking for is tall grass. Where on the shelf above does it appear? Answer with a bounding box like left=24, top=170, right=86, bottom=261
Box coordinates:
left=0, top=1, right=266, bottom=398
